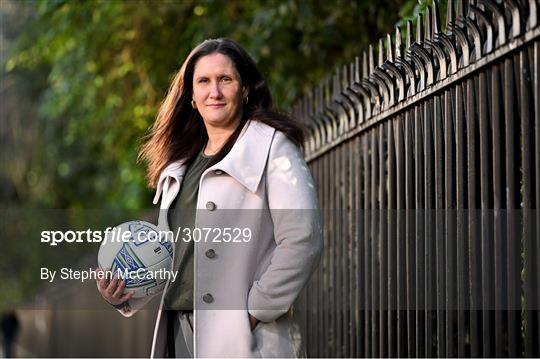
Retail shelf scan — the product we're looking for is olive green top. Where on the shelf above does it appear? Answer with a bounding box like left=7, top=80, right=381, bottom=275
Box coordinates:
left=164, top=150, right=213, bottom=311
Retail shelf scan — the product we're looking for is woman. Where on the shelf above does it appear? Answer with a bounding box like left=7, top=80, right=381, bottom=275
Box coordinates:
left=97, top=38, right=322, bottom=358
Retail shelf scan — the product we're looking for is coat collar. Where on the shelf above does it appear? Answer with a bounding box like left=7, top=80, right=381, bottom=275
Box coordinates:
left=153, top=120, right=275, bottom=204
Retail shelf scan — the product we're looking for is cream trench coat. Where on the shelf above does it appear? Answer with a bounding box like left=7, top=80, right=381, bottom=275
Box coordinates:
left=117, top=120, right=322, bottom=358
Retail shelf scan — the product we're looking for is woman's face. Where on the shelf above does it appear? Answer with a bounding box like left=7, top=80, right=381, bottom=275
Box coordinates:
left=192, top=53, right=245, bottom=131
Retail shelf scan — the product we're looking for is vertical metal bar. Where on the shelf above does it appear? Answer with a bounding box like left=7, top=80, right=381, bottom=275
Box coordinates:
left=492, top=62, right=504, bottom=359
left=456, top=79, right=469, bottom=358
left=304, top=160, right=313, bottom=355
left=344, top=141, right=350, bottom=357
left=495, top=60, right=507, bottom=359
left=318, top=158, right=325, bottom=357
left=354, top=135, right=365, bottom=358
left=321, top=156, right=328, bottom=358
left=395, top=116, right=407, bottom=357
left=387, top=119, right=398, bottom=358
left=356, top=135, right=365, bottom=358
left=335, top=143, right=343, bottom=356
left=324, top=151, right=331, bottom=358
left=310, top=153, right=317, bottom=356
left=434, top=90, right=446, bottom=357
left=371, top=129, right=380, bottom=358
left=444, top=84, right=457, bottom=358
left=317, top=160, right=322, bottom=356
left=415, top=102, right=426, bottom=358
left=469, top=70, right=485, bottom=358
left=363, top=133, right=372, bottom=357
left=521, top=43, right=538, bottom=359
left=424, top=96, right=436, bottom=357
left=315, top=156, right=322, bottom=357
left=315, top=155, right=321, bottom=357
left=314, top=158, right=322, bottom=358
left=348, top=138, right=357, bottom=358
left=341, top=141, right=350, bottom=356
left=478, top=67, right=500, bottom=357
left=379, top=122, right=388, bottom=358
left=506, top=53, right=521, bottom=358
left=333, top=144, right=346, bottom=356
left=321, top=151, right=327, bottom=358
left=405, top=108, right=416, bottom=358
left=535, top=39, right=540, bottom=357
left=331, top=145, right=338, bottom=357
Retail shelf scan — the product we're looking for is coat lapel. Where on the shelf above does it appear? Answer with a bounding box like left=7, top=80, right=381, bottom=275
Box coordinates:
left=205, top=120, right=275, bottom=193
left=153, top=120, right=276, bottom=205
left=152, top=160, right=186, bottom=205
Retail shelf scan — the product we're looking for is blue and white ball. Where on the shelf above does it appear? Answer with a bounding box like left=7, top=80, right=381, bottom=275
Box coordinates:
left=97, top=220, right=173, bottom=298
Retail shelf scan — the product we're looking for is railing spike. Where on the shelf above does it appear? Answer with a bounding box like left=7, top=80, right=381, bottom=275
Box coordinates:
left=349, top=62, right=355, bottom=85
left=314, top=86, right=319, bottom=114
left=312, top=87, right=317, bottom=115
left=338, top=68, right=343, bottom=94
left=316, top=84, right=321, bottom=114
left=327, top=75, right=333, bottom=105
left=432, top=0, right=441, bottom=35
left=362, top=50, right=368, bottom=79
left=386, top=33, right=394, bottom=62
left=426, top=7, right=432, bottom=42
left=354, top=56, right=360, bottom=82
left=417, top=12, right=424, bottom=43
left=395, top=26, right=403, bottom=59
left=332, top=71, right=337, bottom=100
left=320, top=79, right=324, bottom=108
left=378, top=38, right=384, bottom=66
left=342, top=64, right=349, bottom=89
left=321, top=81, right=326, bottom=111
left=333, top=70, right=340, bottom=100
left=308, top=89, right=313, bottom=117
left=457, top=0, right=465, bottom=18
left=368, top=44, right=375, bottom=75
left=406, top=20, right=413, bottom=51
left=447, top=0, right=455, bottom=32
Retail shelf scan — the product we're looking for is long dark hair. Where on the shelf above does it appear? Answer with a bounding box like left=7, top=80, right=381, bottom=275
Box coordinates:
left=139, top=38, right=305, bottom=188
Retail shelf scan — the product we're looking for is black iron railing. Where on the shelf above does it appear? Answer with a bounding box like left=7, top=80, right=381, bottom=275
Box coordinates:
left=293, top=0, right=539, bottom=357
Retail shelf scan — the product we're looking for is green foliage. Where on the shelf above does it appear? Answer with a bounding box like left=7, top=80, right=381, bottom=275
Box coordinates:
left=5, top=0, right=413, bottom=210
left=4, top=0, right=446, bottom=309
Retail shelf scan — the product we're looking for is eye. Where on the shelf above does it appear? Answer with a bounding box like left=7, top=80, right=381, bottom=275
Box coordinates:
left=197, top=78, right=208, bottom=84
left=221, top=77, right=232, bottom=83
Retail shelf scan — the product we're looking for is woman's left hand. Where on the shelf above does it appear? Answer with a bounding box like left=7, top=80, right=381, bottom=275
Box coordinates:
left=249, top=313, right=260, bottom=331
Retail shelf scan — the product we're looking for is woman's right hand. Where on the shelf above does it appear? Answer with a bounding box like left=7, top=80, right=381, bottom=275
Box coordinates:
left=95, top=267, right=134, bottom=306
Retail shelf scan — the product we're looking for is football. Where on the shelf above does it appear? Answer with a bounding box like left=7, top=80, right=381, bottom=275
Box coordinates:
left=97, top=220, right=173, bottom=298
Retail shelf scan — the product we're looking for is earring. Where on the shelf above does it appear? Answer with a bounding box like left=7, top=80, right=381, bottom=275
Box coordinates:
left=243, top=96, right=248, bottom=105
left=191, top=100, right=197, bottom=109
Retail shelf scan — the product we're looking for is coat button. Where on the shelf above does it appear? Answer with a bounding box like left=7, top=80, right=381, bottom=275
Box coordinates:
left=202, top=293, right=214, bottom=303
left=205, top=249, right=216, bottom=259
left=214, top=169, right=223, bottom=175
left=206, top=201, right=216, bottom=211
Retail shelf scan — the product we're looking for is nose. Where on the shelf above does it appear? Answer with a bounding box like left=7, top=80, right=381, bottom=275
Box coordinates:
left=209, top=81, right=222, bottom=99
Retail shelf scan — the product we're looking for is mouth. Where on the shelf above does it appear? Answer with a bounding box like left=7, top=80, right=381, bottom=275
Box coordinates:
left=207, top=103, right=226, bottom=108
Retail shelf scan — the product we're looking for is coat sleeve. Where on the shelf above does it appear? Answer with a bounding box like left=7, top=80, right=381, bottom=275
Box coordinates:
left=247, top=131, right=323, bottom=323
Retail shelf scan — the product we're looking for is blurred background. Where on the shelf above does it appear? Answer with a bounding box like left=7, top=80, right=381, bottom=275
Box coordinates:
left=1, top=0, right=436, bottom=356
